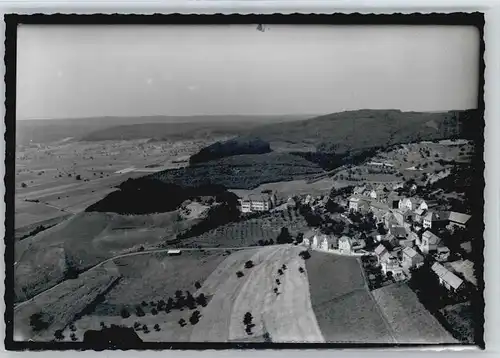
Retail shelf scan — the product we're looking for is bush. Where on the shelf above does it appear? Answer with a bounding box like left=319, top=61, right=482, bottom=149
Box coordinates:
left=21, top=182, right=27, bottom=188
left=244, top=260, right=254, bottom=269
left=120, top=308, right=130, bottom=319
left=54, top=329, right=64, bottom=340
left=298, top=267, right=305, bottom=273
left=151, top=308, right=158, bottom=315
left=178, top=319, right=186, bottom=327
left=194, top=281, right=202, bottom=290
left=154, top=324, right=160, bottom=332
left=29, top=312, right=53, bottom=332
left=236, top=271, right=244, bottom=278
left=299, top=251, right=311, bottom=260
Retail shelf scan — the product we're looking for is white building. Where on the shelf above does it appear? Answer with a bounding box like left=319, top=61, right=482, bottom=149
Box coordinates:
left=239, top=193, right=275, bottom=213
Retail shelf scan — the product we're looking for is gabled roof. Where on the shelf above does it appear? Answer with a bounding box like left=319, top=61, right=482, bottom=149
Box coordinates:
left=432, top=262, right=464, bottom=289
left=424, top=211, right=449, bottom=222
left=339, top=235, right=351, bottom=244
left=414, top=208, right=426, bottom=216
left=375, top=244, right=388, bottom=256
left=448, top=212, right=471, bottom=225
left=402, top=246, right=421, bottom=259
left=408, top=198, right=423, bottom=207
left=431, top=262, right=448, bottom=278
left=437, top=246, right=450, bottom=253
left=422, top=230, right=442, bottom=245
left=390, top=226, right=408, bottom=238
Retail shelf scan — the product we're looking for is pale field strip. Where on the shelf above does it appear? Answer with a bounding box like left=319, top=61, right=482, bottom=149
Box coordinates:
left=229, top=245, right=324, bottom=343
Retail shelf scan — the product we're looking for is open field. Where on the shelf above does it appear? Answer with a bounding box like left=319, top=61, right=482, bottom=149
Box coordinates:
left=304, top=251, right=395, bottom=343
left=14, top=211, right=195, bottom=302
left=33, top=246, right=323, bottom=343
left=371, top=283, right=458, bottom=344
left=180, top=209, right=309, bottom=248
left=13, top=261, right=121, bottom=342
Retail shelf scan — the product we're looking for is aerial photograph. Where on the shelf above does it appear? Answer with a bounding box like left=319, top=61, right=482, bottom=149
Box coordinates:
left=11, top=23, right=483, bottom=347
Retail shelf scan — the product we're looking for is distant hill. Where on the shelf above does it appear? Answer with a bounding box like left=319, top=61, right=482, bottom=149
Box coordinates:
left=16, top=114, right=312, bottom=145
left=150, top=152, right=324, bottom=190
left=241, top=109, right=479, bottom=154
left=189, top=137, right=271, bottom=164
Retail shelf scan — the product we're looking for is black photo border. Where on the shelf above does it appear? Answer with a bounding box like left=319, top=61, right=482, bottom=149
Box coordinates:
left=3, top=12, right=485, bottom=351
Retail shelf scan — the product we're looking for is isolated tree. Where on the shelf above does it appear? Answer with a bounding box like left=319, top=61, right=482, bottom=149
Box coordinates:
left=298, top=267, right=305, bottom=274
left=70, top=333, right=77, bottom=341
left=69, top=323, right=76, bottom=332
left=189, top=310, right=201, bottom=325
left=275, top=279, right=281, bottom=286
left=165, top=297, right=174, bottom=312
left=178, top=319, right=186, bottom=327
left=244, top=260, right=254, bottom=269
left=258, top=239, right=265, bottom=246
left=120, top=308, right=130, bottom=319
left=196, top=293, right=208, bottom=307
left=194, top=281, right=202, bottom=290
left=277, top=227, right=292, bottom=244
left=100, top=321, right=106, bottom=328
left=21, top=182, right=27, bottom=188
left=29, top=312, right=52, bottom=332
left=299, top=250, right=311, bottom=260
left=151, top=308, right=158, bottom=315
left=277, top=269, right=284, bottom=276
left=54, top=329, right=64, bottom=341
left=263, top=332, right=272, bottom=343
left=282, top=264, right=287, bottom=270
left=75, top=175, right=82, bottom=180
left=273, top=287, right=279, bottom=295
left=185, top=291, right=197, bottom=310
left=154, top=324, right=161, bottom=332
left=236, top=271, right=244, bottom=278
left=143, top=324, right=149, bottom=334
left=243, top=312, right=253, bottom=326
left=136, top=306, right=145, bottom=317
left=133, top=322, right=141, bottom=330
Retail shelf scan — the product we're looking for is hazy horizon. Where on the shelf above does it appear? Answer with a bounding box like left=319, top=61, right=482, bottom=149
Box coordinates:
left=17, top=25, right=479, bottom=121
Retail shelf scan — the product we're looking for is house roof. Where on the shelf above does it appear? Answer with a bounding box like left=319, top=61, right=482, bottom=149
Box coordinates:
left=431, top=262, right=448, bottom=278
left=446, top=260, right=476, bottom=286
left=375, top=244, right=388, bottom=255
left=402, top=246, right=421, bottom=259
left=370, top=201, right=390, bottom=211
left=432, top=262, right=464, bottom=289
left=408, top=198, right=422, bottom=207
left=437, top=246, right=450, bottom=253
left=460, top=241, right=472, bottom=253
left=448, top=212, right=471, bottom=225
left=339, top=236, right=351, bottom=244
left=391, top=226, right=408, bottom=238
left=424, top=211, right=449, bottom=222
left=414, top=208, right=426, bottom=216
left=422, top=230, right=442, bottom=245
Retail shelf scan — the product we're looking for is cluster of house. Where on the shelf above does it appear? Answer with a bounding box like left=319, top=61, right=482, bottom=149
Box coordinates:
left=237, top=191, right=278, bottom=213
left=348, top=183, right=475, bottom=292
left=302, top=230, right=368, bottom=256
left=299, top=183, right=475, bottom=293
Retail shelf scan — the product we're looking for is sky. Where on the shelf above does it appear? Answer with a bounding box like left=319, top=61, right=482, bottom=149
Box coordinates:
left=16, top=24, right=479, bottom=120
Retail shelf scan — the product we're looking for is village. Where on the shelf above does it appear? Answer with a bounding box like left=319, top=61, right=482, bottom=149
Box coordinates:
left=236, top=179, right=477, bottom=300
